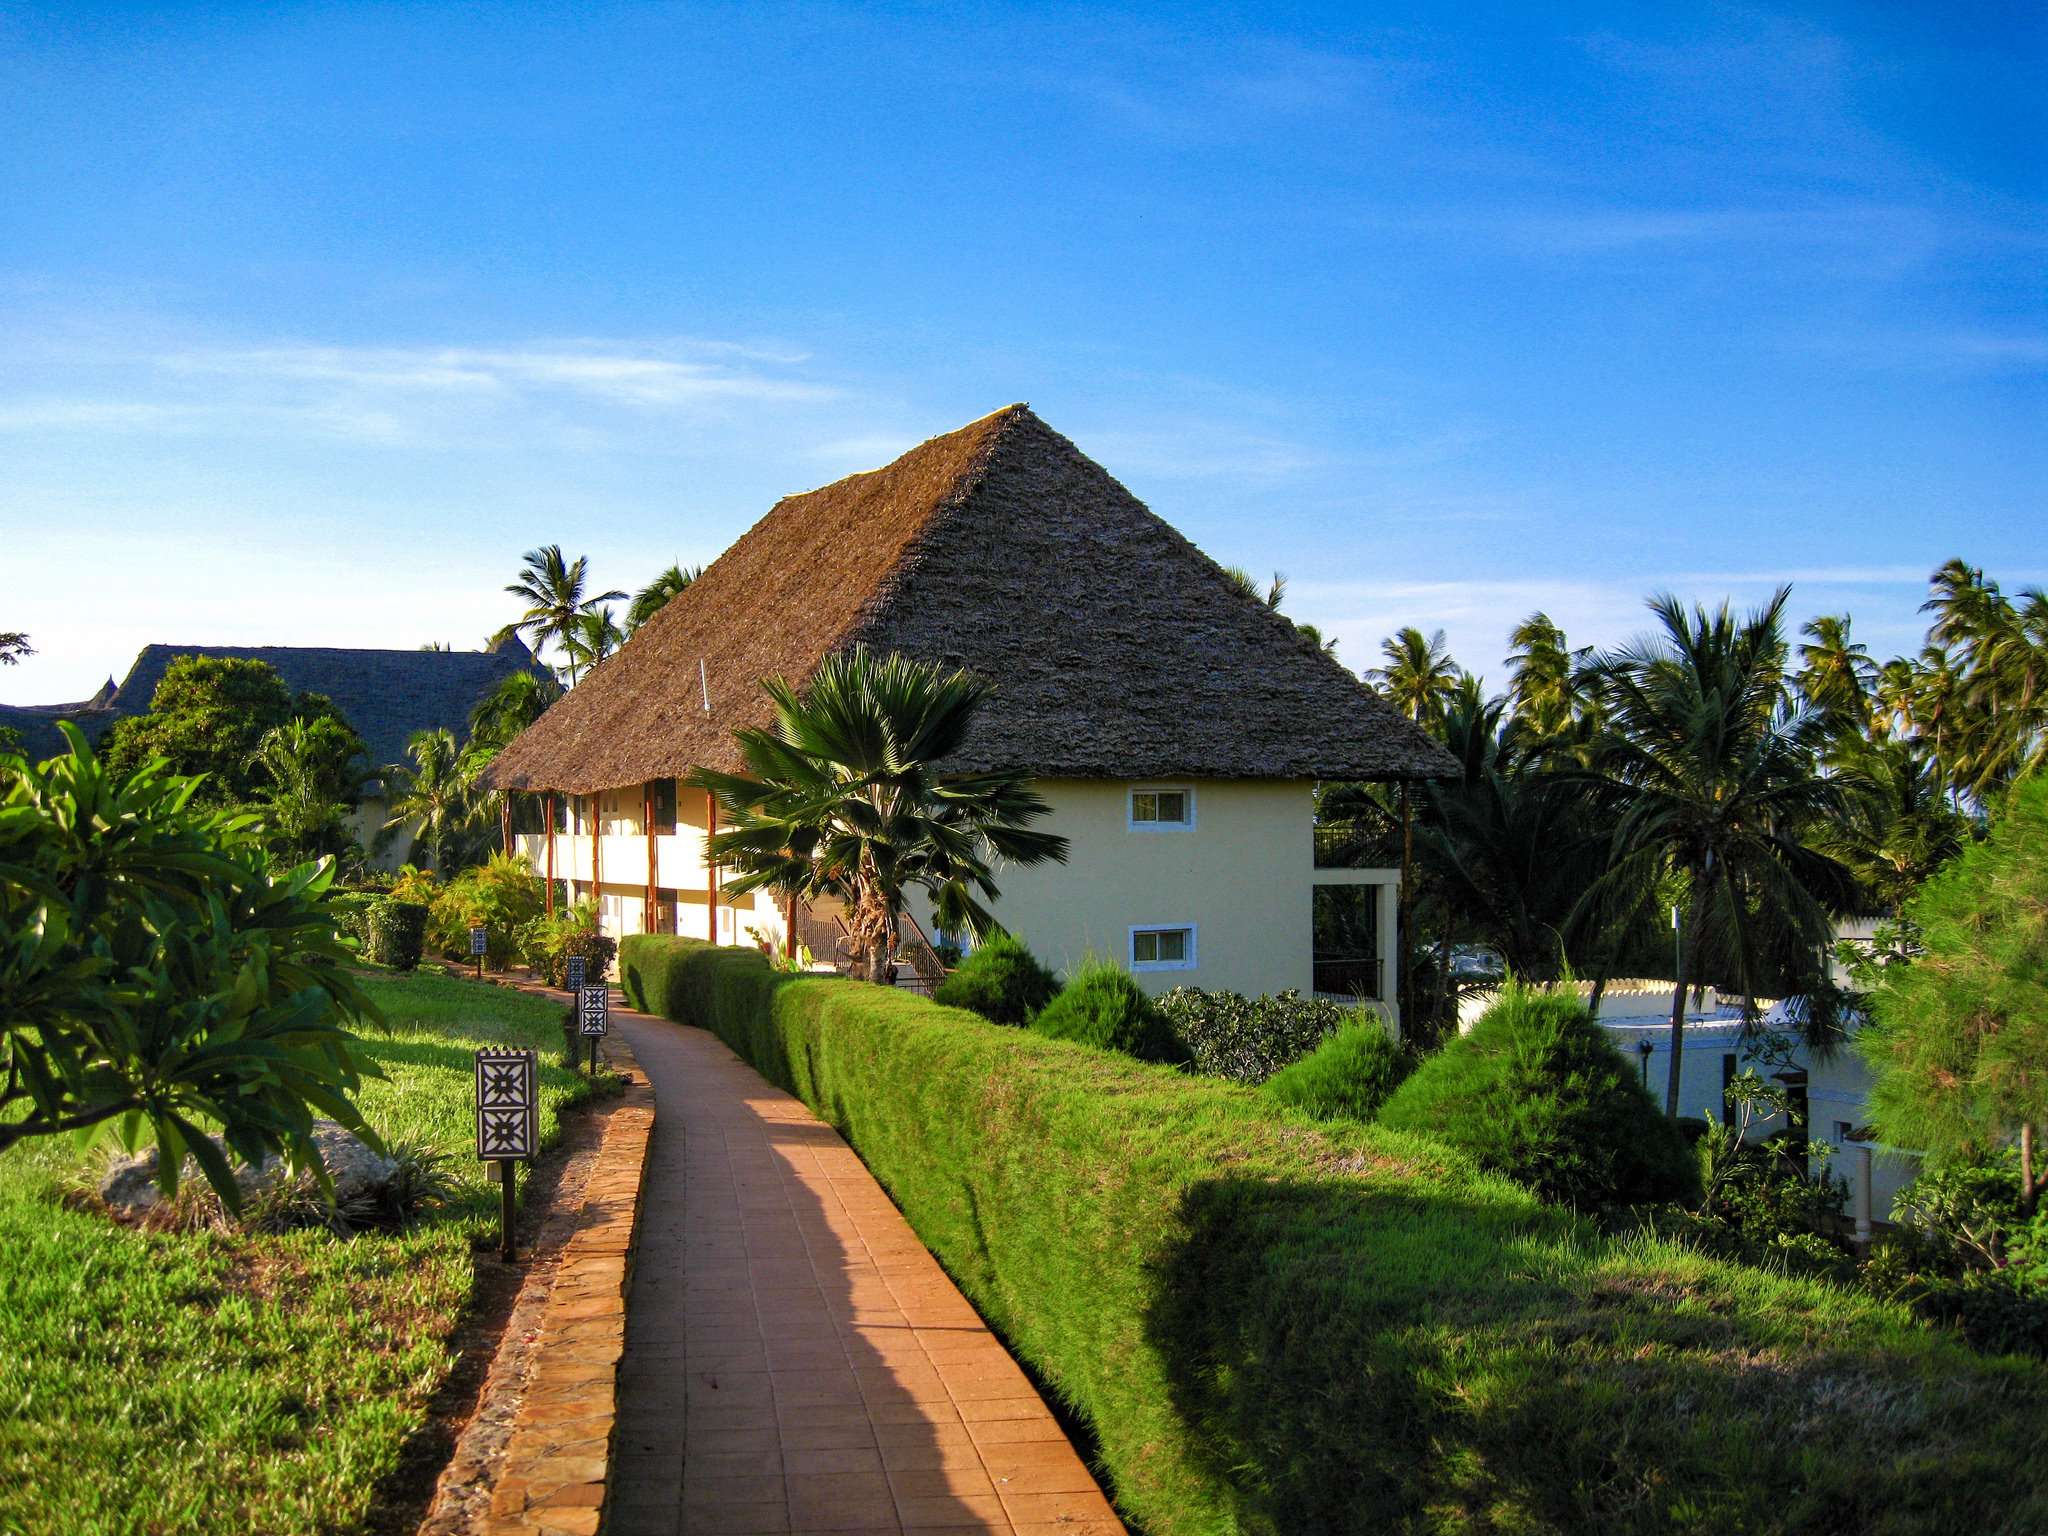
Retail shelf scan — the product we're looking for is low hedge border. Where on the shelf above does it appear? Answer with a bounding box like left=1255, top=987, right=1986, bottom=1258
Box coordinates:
left=621, top=936, right=2048, bottom=1535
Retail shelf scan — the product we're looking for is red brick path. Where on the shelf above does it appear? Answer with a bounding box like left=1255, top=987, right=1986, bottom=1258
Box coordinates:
left=607, top=1009, right=1123, bottom=1536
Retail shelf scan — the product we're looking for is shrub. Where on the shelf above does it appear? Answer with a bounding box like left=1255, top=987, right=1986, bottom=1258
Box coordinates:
left=1377, top=982, right=1699, bottom=1209
left=1159, top=986, right=1352, bottom=1083
left=932, top=931, right=1060, bottom=1024
left=1261, top=1021, right=1412, bottom=1121
left=618, top=935, right=2048, bottom=1535
left=431, top=853, right=545, bottom=965
left=518, top=902, right=617, bottom=987
left=367, top=900, right=429, bottom=971
left=1028, top=963, right=1190, bottom=1065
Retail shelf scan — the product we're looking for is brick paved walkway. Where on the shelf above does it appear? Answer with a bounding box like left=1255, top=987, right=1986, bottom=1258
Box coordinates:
left=608, top=1008, right=1123, bottom=1536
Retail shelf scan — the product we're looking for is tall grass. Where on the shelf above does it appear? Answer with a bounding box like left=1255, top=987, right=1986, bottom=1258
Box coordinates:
left=0, top=970, right=591, bottom=1536
left=623, top=935, right=2048, bottom=1536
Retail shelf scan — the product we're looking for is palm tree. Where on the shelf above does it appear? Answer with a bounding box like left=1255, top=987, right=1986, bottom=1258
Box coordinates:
left=628, top=564, right=703, bottom=633
left=1796, top=614, right=1876, bottom=737
left=249, top=717, right=370, bottom=867
left=1811, top=735, right=1971, bottom=912
left=0, top=631, right=30, bottom=666
left=1506, top=612, right=1596, bottom=741
left=560, top=606, right=625, bottom=679
left=504, top=546, right=627, bottom=683
left=1580, top=590, right=1857, bottom=1116
left=691, top=647, right=1069, bottom=984
left=468, top=670, right=565, bottom=755
left=381, top=727, right=484, bottom=870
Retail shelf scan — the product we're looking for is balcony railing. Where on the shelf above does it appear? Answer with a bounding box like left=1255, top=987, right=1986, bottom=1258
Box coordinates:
left=1312, top=955, right=1383, bottom=1001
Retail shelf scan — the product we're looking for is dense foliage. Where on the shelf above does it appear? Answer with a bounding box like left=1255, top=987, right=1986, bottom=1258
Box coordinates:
left=366, top=898, right=429, bottom=970
left=1156, top=986, right=1351, bottom=1083
left=1027, top=963, right=1190, bottom=1065
left=1378, top=984, right=1699, bottom=1209
left=1261, top=1020, right=1413, bottom=1121
left=1859, top=775, right=2048, bottom=1175
left=621, top=936, right=2048, bottom=1536
left=0, top=726, right=381, bottom=1207
left=930, top=930, right=1060, bottom=1024
left=99, top=655, right=362, bottom=808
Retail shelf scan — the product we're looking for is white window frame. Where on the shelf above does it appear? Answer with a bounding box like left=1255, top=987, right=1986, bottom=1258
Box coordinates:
left=1128, top=783, right=1196, bottom=832
left=1130, top=923, right=1198, bottom=972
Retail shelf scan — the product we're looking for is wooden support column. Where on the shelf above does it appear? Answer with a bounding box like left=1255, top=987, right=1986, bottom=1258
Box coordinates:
left=591, top=793, right=603, bottom=924
left=544, top=794, right=557, bottom=914
left=706, top=788, right=719, bottom=944
left=785, top=892, right=797, bottom=961
left=500, top=799, right=512, bottom=858
left=644, top=784, right=658, bottom=934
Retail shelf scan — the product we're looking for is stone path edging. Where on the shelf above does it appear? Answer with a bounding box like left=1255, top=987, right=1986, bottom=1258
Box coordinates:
left=484, top=1019, right=655, bottom=1536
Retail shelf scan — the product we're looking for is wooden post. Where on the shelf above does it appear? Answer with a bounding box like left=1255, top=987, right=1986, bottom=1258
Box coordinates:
left=592, top=793, right=603, bottom=926
left=786, top=892, right=798, bottom=961
left=644, top=784, right=658, bottom=934
left=706, top=788, right=719, bottom=944
left=500, top=798, right=512, bottom=858
left=544, top=795, right=557, bottom=914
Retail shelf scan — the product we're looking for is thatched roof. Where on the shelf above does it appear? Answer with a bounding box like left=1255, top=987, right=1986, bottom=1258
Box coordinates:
left=484, top=405, right=1457, bottom=794
left=4, top=638, right=545, bottom=769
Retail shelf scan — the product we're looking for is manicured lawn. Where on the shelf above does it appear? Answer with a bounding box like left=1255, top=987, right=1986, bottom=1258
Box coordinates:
left=0, top=970, right=590, bottom=1536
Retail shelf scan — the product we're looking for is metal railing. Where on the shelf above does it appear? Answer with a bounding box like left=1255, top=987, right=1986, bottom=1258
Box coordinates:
left=1312, top=955, right=1383, bottom=1001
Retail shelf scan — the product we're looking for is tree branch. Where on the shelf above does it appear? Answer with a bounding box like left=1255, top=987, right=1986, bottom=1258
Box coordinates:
left=0, top=1097, right=142, bottom=1155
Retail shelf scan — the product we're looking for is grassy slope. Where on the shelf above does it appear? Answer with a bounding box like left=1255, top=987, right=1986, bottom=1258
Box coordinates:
left=625, top=938, right=2048, bottom=1536
left=0, top=971, right=588, bottom=1536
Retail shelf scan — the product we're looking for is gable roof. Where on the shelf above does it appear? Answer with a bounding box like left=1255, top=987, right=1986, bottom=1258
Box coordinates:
left=483, top=405, right=1457, bottom=794
left=3, top=639, right=545, bottom=770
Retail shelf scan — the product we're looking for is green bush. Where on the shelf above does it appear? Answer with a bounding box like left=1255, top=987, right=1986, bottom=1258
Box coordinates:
left=367, top=899, right=429, bottom=971
left=932, top=931, right=1061, bottom=1024
left=1377, top=982, right=1699, bottom=1210
left=1027, top=962, right=1190, bottom=1065
left=619, top=934, right=2048, bottom=1535
left=1158, top=986, right=1350, bottom=1083
left=1261, top=1020, right=1412, bottom=1121
left=517, top=902, right=617, bottom=987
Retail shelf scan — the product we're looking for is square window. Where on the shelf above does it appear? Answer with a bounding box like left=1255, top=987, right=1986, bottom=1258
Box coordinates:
left=1130, top=786, right=1193, bottom=829
left=1131, top=926, right=1195, bottom=970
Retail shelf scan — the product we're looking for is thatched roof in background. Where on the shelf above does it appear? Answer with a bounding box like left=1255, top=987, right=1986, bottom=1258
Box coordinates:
left=484, top=405, right=1458, bottom=794
left=3, top=638, right=546, bottom=769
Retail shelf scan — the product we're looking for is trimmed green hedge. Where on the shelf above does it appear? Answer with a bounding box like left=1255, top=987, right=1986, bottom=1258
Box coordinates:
left=620, top=935, right=2048, bottom=1536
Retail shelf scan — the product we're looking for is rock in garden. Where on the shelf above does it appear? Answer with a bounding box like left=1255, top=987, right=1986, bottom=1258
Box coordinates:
left=98, top=1120, right=397, bottom=1215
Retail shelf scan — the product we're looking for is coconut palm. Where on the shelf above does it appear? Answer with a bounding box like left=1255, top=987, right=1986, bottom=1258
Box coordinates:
left=1580, top=589, right=1858, bottom=1115
left=1506, top=612, right=1597, bottom=741
left=1368, top=627, right=1465, bottom=995
left=249, top=717, right=370, bottom=867
left=504, top=546, right=626, bottom=683
left=468, top=670, right=565, bottom=755
left=381, top=727, right=485, bottom=870
left=1796, top=614, right=1876, bottom=737
left=691, top=647, right=1069, bottom=984
left=559, top=606, right=625, bottom=679
left=627, top=563, right=703, bottom=633
left=1811, top=735, right=1971, bottom=912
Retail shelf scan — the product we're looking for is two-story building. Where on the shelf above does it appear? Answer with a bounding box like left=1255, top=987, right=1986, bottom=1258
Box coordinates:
left=482, top=405, right=1455, bottom=1024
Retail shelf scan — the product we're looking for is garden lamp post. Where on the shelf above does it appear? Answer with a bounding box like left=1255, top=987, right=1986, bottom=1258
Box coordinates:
left=1636, top=1037, right=1653, bottom=1089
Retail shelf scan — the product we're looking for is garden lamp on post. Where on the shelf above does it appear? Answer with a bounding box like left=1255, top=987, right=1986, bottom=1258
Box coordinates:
left=470, top=925, right=488, bottom=981
left=1636, top=1037, right=1653, bottom=1089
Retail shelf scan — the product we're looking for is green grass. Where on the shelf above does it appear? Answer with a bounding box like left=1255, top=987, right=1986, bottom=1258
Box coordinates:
left=623, top=934, right=2048, bottom=1536
left=0, top=970, right=594, bottom=1536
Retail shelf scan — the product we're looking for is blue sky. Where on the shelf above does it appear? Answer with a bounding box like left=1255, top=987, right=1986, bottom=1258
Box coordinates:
left=2, top=2, right=2041, bottom=703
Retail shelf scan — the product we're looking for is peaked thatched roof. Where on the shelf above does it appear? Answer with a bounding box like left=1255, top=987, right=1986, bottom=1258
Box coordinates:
left=484, top=405, right=1457, bottom=794
left=3, top=639, right=545, bottom=769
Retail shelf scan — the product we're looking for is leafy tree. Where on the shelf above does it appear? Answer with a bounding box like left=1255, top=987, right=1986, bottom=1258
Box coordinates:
left=1377, top=983, right=1698, bottom=1209
left=0, top=726, right=382, bottom=1206
left=1810, top=734, right=1970, bottom=912
left=100, top=656, right=355, bottom=806
left=504, top=545, right=626, bottom=684
left=627, top=563, right=702, bottom=632
left=693, top=646, right=1069, bottom=985
left=1367, top=627, right=1465, bottom=1018
left=0, top=631, right=30, bottom=666
left=1580, top=590, right=1856, bottom=1115
left=1860, top=775, right=2048, bottom=1206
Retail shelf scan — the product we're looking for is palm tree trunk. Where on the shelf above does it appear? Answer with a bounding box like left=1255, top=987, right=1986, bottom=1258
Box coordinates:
left=1665, top=876, right=1707, bottom=1118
